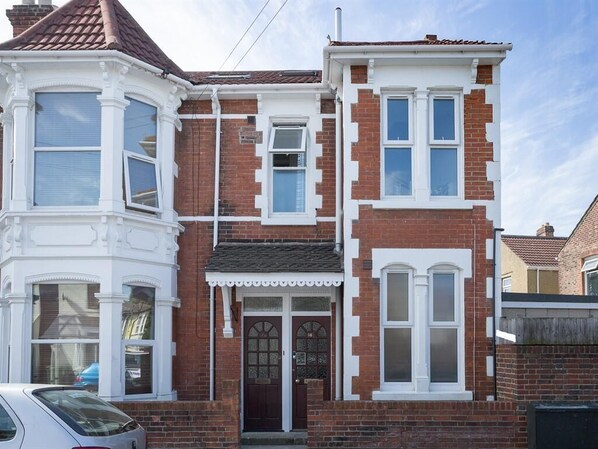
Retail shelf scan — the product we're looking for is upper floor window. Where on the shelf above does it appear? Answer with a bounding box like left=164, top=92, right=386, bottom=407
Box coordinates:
left=34, top=92, right=101, bottom=206
left=268, top=125, right=307, bottom=214
left=383, top=96, right=412, bottom=197
left=582, top=256, right=598, bottom=295
left=123, top=98, right=161, bottom=212
left=502, top=276, right=512, bottom=293
left=430, top=95, right=460, bottom=197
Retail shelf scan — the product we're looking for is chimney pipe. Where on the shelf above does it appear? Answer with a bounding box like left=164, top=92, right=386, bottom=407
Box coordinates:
left=334, top=7, right=342, bottom=42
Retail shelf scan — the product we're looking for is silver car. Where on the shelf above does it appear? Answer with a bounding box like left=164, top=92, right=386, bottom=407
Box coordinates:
left=0, top=384, right=146, bottom=448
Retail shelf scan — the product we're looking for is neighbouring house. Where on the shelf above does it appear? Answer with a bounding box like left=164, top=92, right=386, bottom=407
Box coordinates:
left=0, top=0, right=514, bottom=441
left=501, top=223, right=566, bottom=294
left=559, top=195, right=598, bottom=296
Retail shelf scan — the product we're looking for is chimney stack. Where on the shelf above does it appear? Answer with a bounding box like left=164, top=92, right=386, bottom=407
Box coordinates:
left=536, top=222, right=555, bottom=238
left=425, top=34, right=438, bottom=42
left=6, top=0, right=56, bottom=38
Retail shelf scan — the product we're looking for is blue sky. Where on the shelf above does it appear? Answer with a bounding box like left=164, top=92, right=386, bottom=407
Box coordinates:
left=1, top=0, right=596, bottom=236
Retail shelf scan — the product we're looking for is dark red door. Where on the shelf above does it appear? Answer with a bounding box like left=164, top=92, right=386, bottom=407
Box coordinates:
left=244, top=316, right=282, bottom=431
left=292, top=316, right=330, bottom=429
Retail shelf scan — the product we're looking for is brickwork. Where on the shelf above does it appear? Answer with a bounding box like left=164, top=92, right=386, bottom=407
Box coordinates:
left=307, top=380, right=525, bottom=449
left=116, top=379, right=240, bottom=449
left=558, top=197, right=598, bottom=294
left=6, top=5, right=56, bottom=37
left=476, top=65, right=493, bottom=84
left=351, top=66, right=367, bottom=84
left=496, top=344, right=598, bottom=402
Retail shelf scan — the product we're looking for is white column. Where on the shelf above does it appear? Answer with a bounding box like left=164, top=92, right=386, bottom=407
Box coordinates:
left=10, top=97, right=31, bottom=211
left=97, top=96, right=128, bottom=213
left=155, top=296, right=179, bottom=400
left=96, top=293, right=127, bottom=401
left=7, top=293, right=29, bottom=382
left=413, top=273, right=429, bottom=392
left=0, top=112, right=14, bottom=209
left=0, top=299, right=9, bottom=382
left=159, top=111, right=177, bottom=223
left=413, top=90, right=429, bottom=202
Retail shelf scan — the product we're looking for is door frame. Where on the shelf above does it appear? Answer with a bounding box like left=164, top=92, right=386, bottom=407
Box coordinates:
left=239, top=287, right=335, bottom=432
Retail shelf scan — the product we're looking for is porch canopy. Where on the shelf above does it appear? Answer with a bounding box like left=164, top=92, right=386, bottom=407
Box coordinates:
left=205, top=242, right=343, bottom=336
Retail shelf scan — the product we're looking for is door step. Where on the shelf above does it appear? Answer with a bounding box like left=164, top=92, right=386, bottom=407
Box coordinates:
left=241, top=431, right=307, bottom=446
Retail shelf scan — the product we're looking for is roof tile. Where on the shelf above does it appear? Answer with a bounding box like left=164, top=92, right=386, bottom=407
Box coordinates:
left=502, top=235, right=567, bottom=267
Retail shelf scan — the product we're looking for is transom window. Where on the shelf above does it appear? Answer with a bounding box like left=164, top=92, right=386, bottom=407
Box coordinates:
left=123, top=98, right=161, bottom=212
left=34, top=92, right=101, bottom=206
left=269, top=125, right=307, bottom=213
left=383, top=96, right=412, bottom=197
left=430, top=95, right=459, bottom=197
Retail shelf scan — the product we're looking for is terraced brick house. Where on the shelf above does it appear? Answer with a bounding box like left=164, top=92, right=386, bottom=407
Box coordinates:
left=0, top=0, right=510, bottom=435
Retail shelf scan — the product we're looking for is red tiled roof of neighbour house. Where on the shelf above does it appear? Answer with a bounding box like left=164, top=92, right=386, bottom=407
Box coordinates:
left=0, top=0, right=187, bottom=80
left=187, top=70, right=322, bottom=85
left=502, top=235, right=568, bottom=267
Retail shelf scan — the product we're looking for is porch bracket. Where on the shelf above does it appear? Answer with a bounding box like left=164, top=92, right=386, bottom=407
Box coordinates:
left=221, top=285, right=234, bottom=338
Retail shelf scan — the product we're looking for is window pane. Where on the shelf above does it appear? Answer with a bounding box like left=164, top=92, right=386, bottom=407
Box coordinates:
left=124, top=98, right=157, bottom=157
left=124, top=345, right=152, bottom=395
left=433, top=98, right=455, bottom=141
left=430, top=148, right=457, bottom=196
left=244, top=297, right=283, bottom=312
left=430, top=328, right=458, bottom=382
left=272, top=152, right=305, bottom=168
left=273, top=170, right=305, bottom=212
left=272, top=128, right=304, bottom=150
left=292, top=297, right=330, bottom=312
left=387, top=98, right=409, bottom=141
left=35, top=92, right=100, bottom=147
left=127, top=157, right=159, bottom=208
left=0, top=404, right=16, bottom=441
left=31, top=343, right=99, bottom=387
left=122, top=285, right=155, bottom=340
left=384, top=148, right=411, bottom=196
left=34, top=151, right=100, bottom=206
left=384, top=328, right=411, bottom=382
left=587, top=271, right=598, bottom=296
left=432, top=273, right=455, bottom=321
left=387, top=273, right=409, bottom=321
left=32, top=284, right=100, bottom=339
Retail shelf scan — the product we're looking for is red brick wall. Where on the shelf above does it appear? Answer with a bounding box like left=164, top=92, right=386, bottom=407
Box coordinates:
left=496, top=344, right=598, bottom=402
left=351, top=66, right=368, bottom=84
left=558, top=198, right=598, bottom=294
left=116, top=379, right=240, bottom=449
left=307, top=380, right=526, bottom=449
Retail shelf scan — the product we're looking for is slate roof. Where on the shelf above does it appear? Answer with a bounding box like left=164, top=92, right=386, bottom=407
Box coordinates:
left=0, top=0, right=186, bottom=80
left=187, top=70, right=322, bottom=85
left=502, top=235, right=567, bottom=267
left=206, top=243, right=342, bottom=273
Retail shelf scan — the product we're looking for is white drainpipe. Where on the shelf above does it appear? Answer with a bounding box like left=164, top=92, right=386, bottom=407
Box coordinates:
left=209, top=88, right=222, bottom=401
left=334, top=90, right=342, bottom=253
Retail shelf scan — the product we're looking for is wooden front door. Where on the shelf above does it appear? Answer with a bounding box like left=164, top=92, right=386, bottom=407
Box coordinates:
left=292, top=316, right=330, bottom=429
left=244, top=316, right=282, bottom=431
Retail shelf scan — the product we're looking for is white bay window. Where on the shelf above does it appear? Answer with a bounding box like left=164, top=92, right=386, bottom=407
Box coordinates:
left=34, top=92, right=101, bottom=206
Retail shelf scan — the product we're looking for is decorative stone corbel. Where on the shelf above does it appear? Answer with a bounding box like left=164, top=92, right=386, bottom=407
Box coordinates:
left=315, top=93, right=321, bottom=114
left=10, top=63, right=25, bottom=95
left=256, top=94, right=262, bottom=114
left=221, top=286, right=234, bottom=338
left=367, top=58, right=375, bottom=84
left=471, top=58, right=479, bottom=84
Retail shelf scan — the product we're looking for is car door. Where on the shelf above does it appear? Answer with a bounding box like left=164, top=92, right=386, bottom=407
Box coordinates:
left=0, top=396, right=24, bottom=449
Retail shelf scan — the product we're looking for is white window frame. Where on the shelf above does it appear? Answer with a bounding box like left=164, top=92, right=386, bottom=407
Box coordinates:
left=32, top=91, right=102, bottom=208
left=502, top=276, right=512, bottom=293
left=381, top=94, right=414, bottom=199
left=268, top=123, right=308, bottom=216
left=123, top=150, right=163, bottom=213
left=582, top=256, right=598, bottom=295
left=429, top=93, right=462, bottom=199
left=428, top=268, right=463, bottom=391
left=380, top=267, right=414, bottom=391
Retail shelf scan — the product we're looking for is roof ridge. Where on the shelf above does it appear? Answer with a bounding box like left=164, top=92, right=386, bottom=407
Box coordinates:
left=502, top=234, right=567, bottom=240
left=99, top=0, right=120, bottom=49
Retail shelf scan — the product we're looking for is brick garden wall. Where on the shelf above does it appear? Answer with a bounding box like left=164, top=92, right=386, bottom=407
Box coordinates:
left=116, top=380, right=240, bottom=449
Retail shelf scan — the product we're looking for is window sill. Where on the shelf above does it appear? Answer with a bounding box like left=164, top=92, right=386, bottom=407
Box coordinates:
left=262, top=216, right=317, bottom=226
left=372, top=390, right=473, bottom=401
left=366, top=199, right=473, bottom=210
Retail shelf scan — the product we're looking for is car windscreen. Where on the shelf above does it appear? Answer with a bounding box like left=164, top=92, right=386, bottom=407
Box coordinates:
left=33, top=388, right=139, bottom=437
